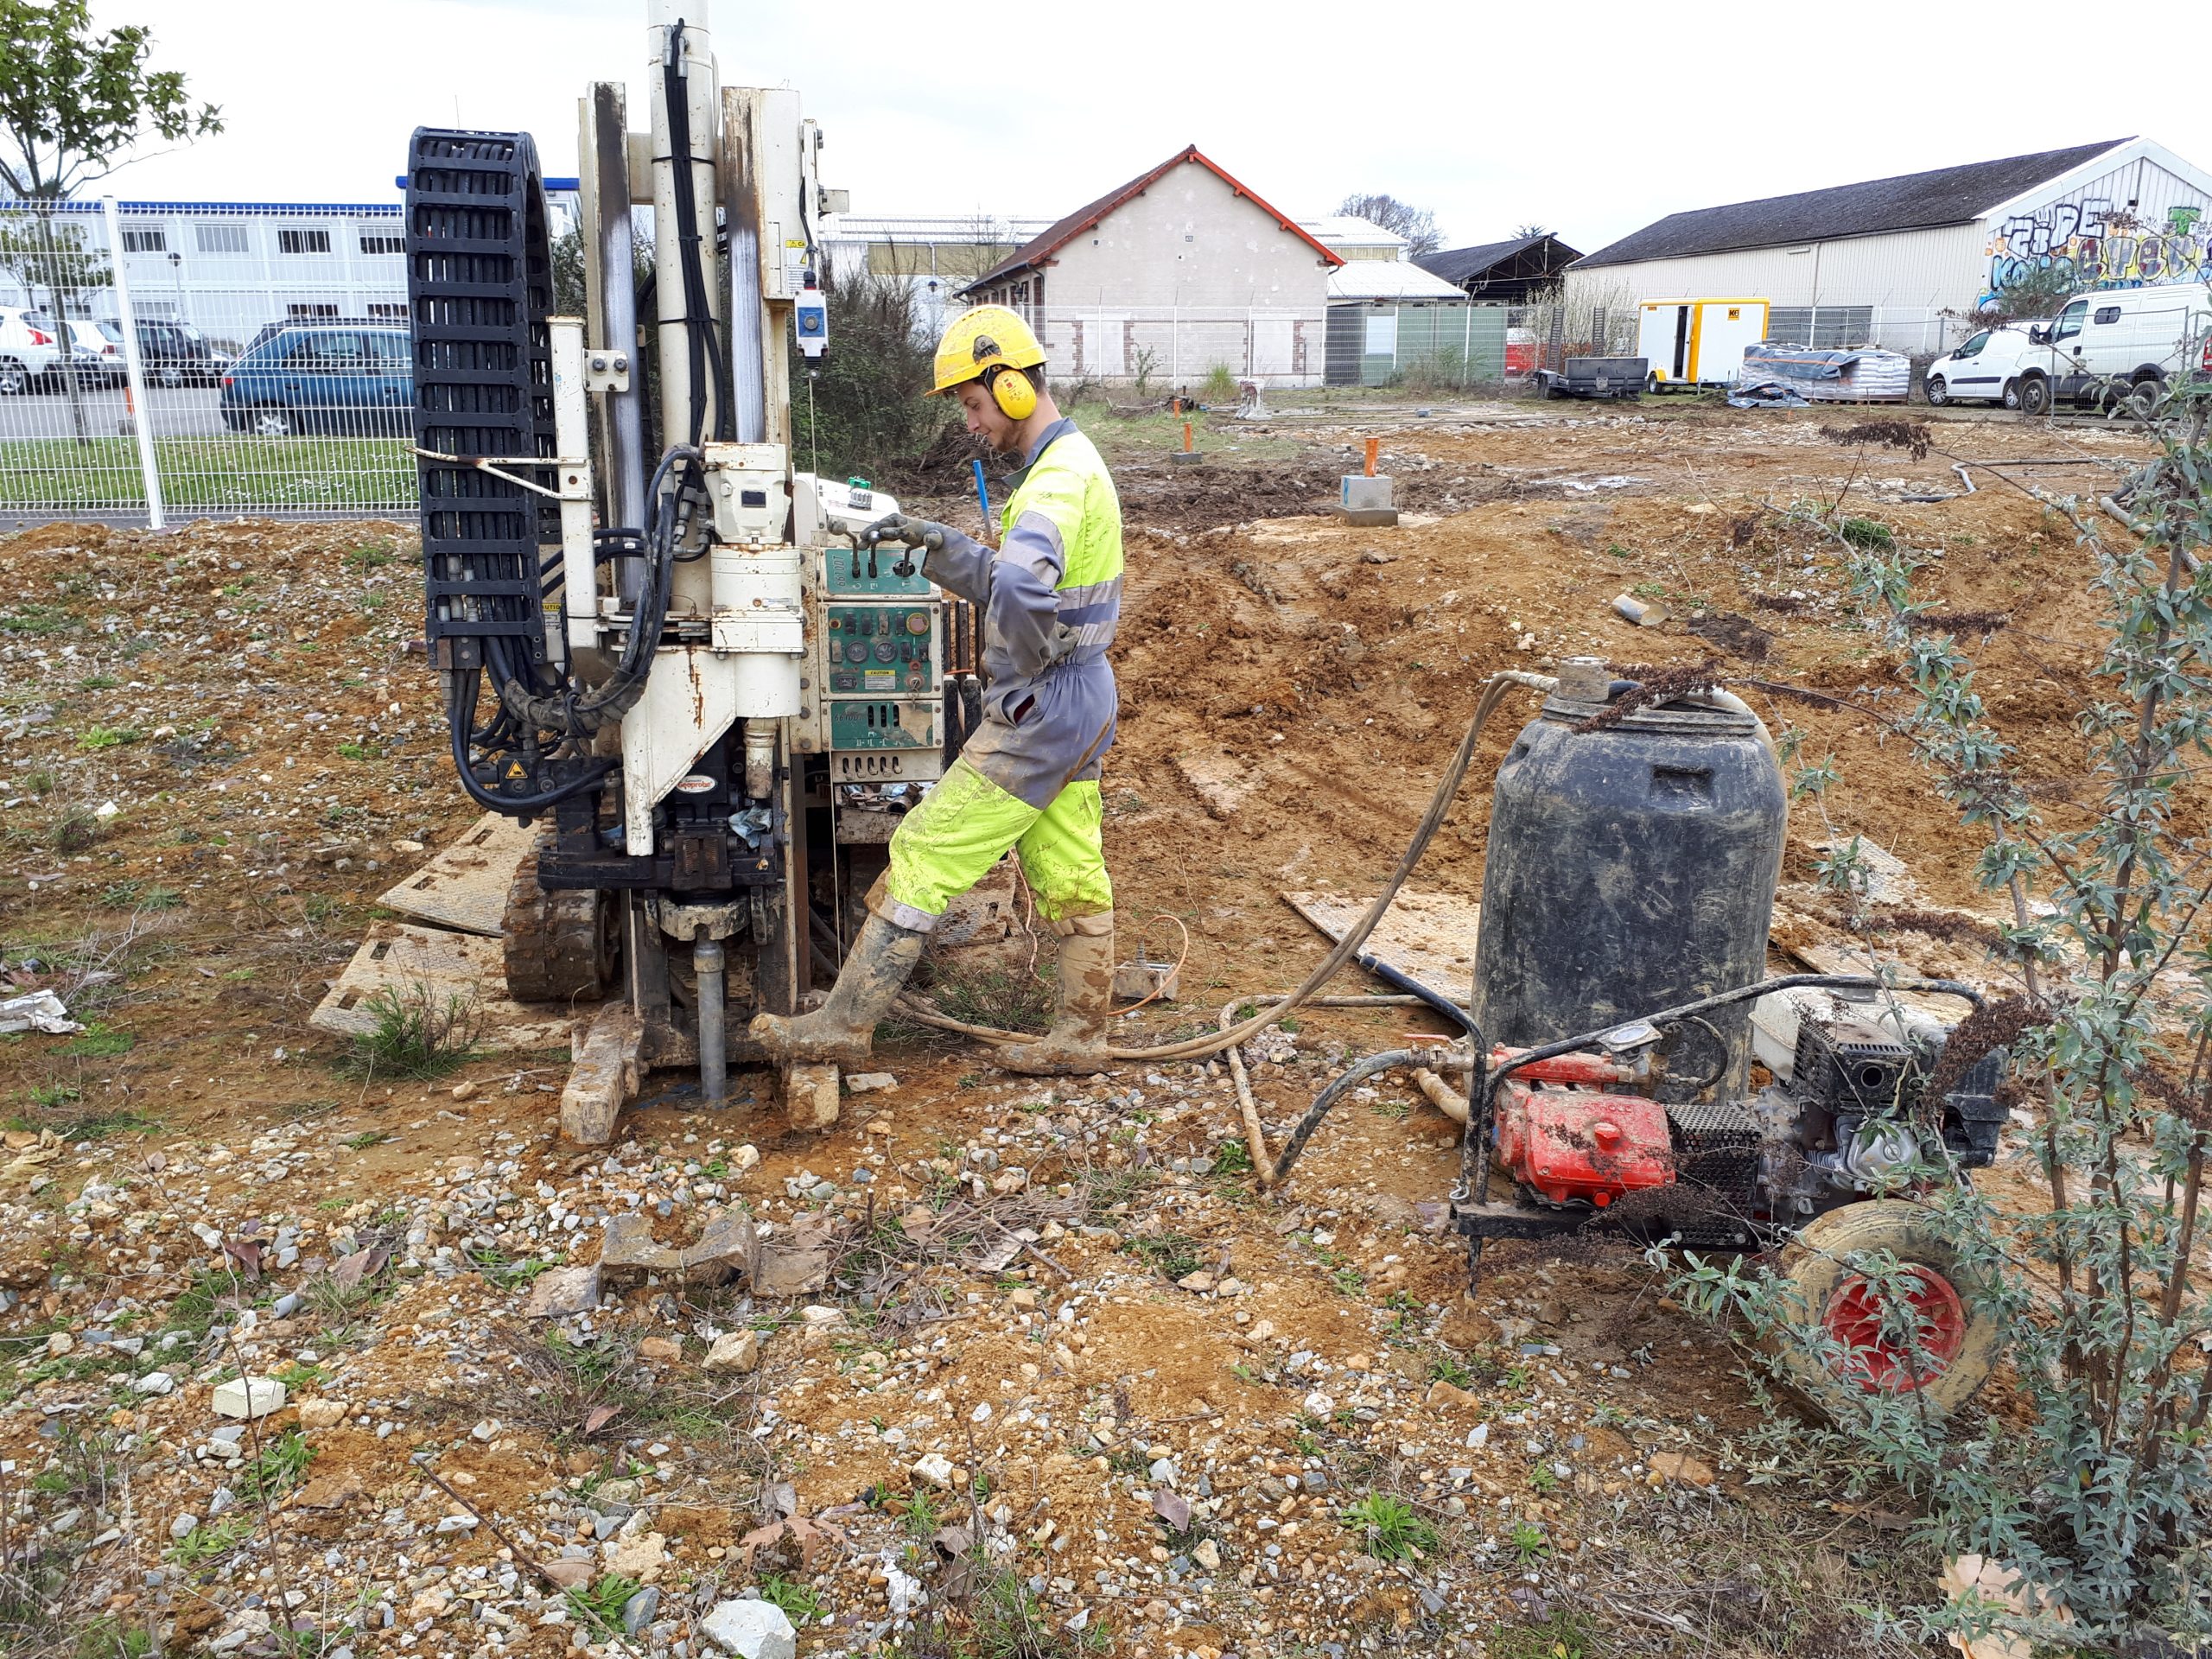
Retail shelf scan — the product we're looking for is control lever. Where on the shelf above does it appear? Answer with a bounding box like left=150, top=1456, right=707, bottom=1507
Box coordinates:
left=860, top=517, right=944, bottom=581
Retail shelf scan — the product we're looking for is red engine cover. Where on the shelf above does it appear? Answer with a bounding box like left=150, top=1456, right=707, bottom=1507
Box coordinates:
left=1496, top=1081, right=1675, bottom=1206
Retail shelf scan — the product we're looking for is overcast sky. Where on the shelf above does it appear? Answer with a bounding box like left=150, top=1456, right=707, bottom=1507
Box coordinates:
left=83, top=0, right=2212, bottom=255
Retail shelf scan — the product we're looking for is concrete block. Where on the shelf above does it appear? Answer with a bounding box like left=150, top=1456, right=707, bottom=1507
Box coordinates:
left=1340, top=474, right=1395, bottom=511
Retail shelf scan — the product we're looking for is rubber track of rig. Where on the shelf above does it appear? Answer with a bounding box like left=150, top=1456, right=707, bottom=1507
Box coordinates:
left=503, top=836, right=614, bottom=1003
left=404, top=128, right=559, bottom=663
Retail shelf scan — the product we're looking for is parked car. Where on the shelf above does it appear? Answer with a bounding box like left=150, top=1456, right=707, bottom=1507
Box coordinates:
left=0, top=306, right=65, bottom=395
left=219, top=324, right=414, bottom=436
left=1923, top=324, right=2045, bottom=408
left=65, top=320, right=127, bottom=386
left=134, top=319, right=222, bottom=388
left=238, top=316, right=407, bottom=359
left=2012, top=283, right=2212, bottom=414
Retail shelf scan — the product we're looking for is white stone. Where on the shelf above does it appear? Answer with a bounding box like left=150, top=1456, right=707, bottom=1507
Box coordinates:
left=133, top=1370, right=175, bottom=1395
left=1192, top=1537, right=1222, bottom=1571
left=886, top=1566, right=924, bottom=1617
left=843, top=1072, right=898, bottom=1094
left=603, top=1529, right=666, bottom=1576
left=212, top=1376, right=286, bottom=1420
left=731, top=1145, right=761, bottom=1172
left=1301, top=1390, right=1333, bottom=1417
left=910, top=1452, right=957, bottom=1490
left=170, top=1513, right=200, bottom=1541
left=700, top=1598, right=797, bottom=1659
left=702, top=1330, right=760, bottom=1374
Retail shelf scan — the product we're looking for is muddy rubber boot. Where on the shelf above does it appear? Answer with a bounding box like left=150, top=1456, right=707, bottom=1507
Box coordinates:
left=999, top=912, right=1116, bottom=1076
left=749, top=912, right=925, bottom=1068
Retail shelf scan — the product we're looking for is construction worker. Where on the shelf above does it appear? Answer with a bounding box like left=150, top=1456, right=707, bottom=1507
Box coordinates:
left=751, top=305, right=1122, bottom=1076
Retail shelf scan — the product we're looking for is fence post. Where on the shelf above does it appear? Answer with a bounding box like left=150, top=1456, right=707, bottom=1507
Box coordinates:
left=102, top=197, right=166, bottom=531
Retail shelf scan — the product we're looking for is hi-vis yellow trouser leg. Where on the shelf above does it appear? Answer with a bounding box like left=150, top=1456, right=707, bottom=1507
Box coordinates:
left=878, top=758, right=1113, bottom=931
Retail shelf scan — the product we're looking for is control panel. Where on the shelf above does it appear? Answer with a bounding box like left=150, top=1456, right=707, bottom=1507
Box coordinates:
left=800, top=539, right=944, bottom=781
left=824, top=605, right=938, bottom=696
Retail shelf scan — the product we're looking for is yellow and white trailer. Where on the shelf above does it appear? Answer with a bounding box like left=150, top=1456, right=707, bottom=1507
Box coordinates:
left=1637, top=297, right=1770, bottom=391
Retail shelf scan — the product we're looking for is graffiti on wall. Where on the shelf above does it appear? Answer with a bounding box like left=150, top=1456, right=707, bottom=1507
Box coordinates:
left=1983, top=200, right=2212, bottom=303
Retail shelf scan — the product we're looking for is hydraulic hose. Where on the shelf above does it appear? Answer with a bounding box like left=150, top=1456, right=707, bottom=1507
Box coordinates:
left=1265, top=1049, right=1420, bottom=1185
left=445, top=672, right=615, bottom=814
left=891, top=669, right=1556, bottom=1061
left=661, top=23, right=728, bottom=447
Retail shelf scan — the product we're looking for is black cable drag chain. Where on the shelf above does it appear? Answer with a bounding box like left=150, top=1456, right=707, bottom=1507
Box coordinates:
left=404, top=128, right=558, bottom=665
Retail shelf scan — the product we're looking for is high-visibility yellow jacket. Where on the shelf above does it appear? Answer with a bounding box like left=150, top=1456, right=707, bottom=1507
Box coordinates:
left=920, top=417, right=1122, bottom=808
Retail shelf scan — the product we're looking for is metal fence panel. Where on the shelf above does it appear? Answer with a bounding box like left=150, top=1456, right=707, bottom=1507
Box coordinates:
left=0, top=197, right=411, bottom=526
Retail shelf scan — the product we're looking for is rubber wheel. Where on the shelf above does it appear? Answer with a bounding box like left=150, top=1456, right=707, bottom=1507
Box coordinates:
left=2018, top=376, right=2050, bottom=416
left=1770, top=1199, right=1999, bottom=1420
left=251, top=405, right=295, bottom=438
left=0, top=359, right=25, bottom=397
left=1923, top=376, right=1948, bottom=407
left=2001, top=379, right=2022, bottom=410
left=503, top=833, right=620, bottom=1004
left=156, top=363, right=181, bottom=390
left=2130, top=377, right=2165, bottom=419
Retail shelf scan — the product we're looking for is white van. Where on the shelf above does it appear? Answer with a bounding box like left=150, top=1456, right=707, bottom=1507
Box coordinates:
left=1923, top=324, right=2046, bottom=408
left=2012, top=283, right=2212, bottom=414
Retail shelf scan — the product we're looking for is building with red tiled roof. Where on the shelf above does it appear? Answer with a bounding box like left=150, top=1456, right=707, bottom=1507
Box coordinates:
left=960, top=145, right=1341, bottom=387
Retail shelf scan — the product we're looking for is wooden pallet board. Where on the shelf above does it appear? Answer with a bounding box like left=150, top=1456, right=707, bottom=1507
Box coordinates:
left=1281, top=887, right=1481, bottom=1004
left=309, top=921, right=576, bottom=1052
left=376, top=812, right=535, bottom=938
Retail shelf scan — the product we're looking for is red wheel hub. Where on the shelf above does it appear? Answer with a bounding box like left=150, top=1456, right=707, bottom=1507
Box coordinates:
left=1821, top=1267, right=1967, bottom=1392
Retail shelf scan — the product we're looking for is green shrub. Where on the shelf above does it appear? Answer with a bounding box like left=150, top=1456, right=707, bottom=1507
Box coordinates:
left=1662, top=403, right=2212, bottom=1651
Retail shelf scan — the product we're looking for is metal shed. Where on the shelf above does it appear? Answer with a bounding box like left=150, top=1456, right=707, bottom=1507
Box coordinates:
left=1325, top=260, right=1501, bottom=386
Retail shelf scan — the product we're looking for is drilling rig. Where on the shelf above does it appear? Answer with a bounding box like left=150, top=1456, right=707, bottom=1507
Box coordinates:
left=404, top=2, right=967, bottom=1141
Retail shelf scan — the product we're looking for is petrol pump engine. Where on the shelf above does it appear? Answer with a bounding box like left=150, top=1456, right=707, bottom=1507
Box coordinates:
left=1471, top=988, right=2006, bottom=1248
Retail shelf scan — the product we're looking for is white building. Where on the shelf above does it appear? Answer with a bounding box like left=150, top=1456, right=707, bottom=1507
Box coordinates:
left=817, top=214, right=1052, bottom=340
left=1, top=184, right=581, bottom=351
left=1567, top=137, right=2212, bottom=355
left=1300, top=216, right=1409, bottom=263
left=961, top=145, right=1342, bottom=387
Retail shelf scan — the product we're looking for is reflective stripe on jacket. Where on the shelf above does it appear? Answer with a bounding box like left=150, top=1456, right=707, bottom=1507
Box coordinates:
left=920, top=417, right=1122, bottom=810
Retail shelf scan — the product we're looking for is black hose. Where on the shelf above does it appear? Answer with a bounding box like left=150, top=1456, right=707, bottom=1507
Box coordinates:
left=445, top=671, right=613, bottom=814
left=662, top=23, right=725, bottom=448
left=1267, top=1050, right=1419, bottom=1185
left=1356, top=951, right=1478, bottom=1038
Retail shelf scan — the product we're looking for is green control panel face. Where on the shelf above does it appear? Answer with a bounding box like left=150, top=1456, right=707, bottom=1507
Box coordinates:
left=823, top=550, right=933, bottom=597
left=825, top=605, right=937, bottom=695
left=830, top=699, right=938, bottom=751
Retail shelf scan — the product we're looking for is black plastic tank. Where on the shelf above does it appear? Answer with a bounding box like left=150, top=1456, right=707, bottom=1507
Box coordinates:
left=1471, top=658, right=1787, bottom=1099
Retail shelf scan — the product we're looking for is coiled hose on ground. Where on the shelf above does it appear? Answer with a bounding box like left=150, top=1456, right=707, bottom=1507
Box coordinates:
left=890, top=669, right=1555, bottom=1062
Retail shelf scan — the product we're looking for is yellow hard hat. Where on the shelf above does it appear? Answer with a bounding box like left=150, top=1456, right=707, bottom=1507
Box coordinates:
left=932, top=305, right=1046, bottom=396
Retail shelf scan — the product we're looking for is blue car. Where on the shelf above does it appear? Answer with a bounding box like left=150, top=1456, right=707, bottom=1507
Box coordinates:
left=219, top=324, right=413, bottom=437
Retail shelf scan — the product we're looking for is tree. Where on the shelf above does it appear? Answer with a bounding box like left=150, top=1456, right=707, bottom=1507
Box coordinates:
left=1334, top=192, right=1442, bottom=258
left=0, top=0, right=219, bottom=443
left=1511, top=222, right=1553, bottom=239
left=0, top=0, right=221, bottom=200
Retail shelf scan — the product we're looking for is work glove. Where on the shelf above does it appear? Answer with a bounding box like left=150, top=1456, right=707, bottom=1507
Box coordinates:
left=860, top=512, right=946, bottom=554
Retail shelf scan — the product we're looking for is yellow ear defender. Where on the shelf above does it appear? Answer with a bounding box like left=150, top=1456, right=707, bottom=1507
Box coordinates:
left=985, top=362, right=1039, bottom=422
